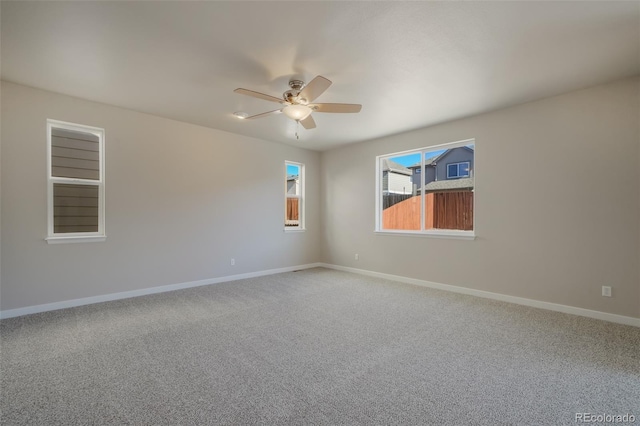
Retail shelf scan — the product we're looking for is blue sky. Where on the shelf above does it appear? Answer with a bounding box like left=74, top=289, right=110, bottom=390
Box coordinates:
left=287, top=164, right=299, bottom=176
left=390, top=144, right=474, bottom=167
left=391, top=149, right=446, bottom=167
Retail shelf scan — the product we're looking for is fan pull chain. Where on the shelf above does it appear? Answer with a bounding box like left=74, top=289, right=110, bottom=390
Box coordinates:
left=295, top=120, right=300, bottom=140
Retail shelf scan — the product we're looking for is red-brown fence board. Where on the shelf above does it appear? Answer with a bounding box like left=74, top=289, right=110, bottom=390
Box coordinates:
left=382, top=195, right=420, bottom=230
left=433, top=191, right=473, bottom=230
left=382, top=191, right=473, bottom=231
left=286, top=198, right=299, bottom=222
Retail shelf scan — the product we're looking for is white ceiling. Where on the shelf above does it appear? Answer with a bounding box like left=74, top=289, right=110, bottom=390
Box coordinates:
left=2, top=1, right=639, bottom=151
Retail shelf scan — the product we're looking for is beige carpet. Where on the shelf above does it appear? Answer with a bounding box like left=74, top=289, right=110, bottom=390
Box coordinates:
left=1, top=268, right=638, bottom=425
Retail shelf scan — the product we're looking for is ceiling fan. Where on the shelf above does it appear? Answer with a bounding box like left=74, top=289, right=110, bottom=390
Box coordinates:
left=233, top=76, right=361, bottom=131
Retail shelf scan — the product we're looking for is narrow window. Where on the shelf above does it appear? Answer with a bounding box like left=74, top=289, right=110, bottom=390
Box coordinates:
left=376, top=140, right=475, bottom=237
left=46, top=120, right=105, bottom=243
left=285, top=161, right=305, bottom=231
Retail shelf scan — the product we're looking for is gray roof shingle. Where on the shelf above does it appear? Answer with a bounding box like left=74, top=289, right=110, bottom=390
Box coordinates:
left=421, top=177, right=474, bottom=192
left=381, top=159, right=412, bottom=176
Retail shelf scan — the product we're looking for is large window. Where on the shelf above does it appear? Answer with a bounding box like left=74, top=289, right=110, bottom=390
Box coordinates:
left=375, top=139, right=475, bottom=238
left=285, top=161, right=305, bottom=231
left=46, top=119, right=105, bottom=243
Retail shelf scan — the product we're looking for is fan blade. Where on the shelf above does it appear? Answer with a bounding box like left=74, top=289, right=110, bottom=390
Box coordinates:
left=234, top=88, right=286, bottom=104
left=312, top=103, right=362, bottom=113
left=300, top=115, right=316, bottom=129
left=245, top=109, right=282, bottom=119
left=298, top=76, right=332, bottom=103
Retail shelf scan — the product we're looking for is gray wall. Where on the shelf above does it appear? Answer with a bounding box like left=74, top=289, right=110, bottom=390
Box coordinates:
left=2, top=77, right=639, bottom=320
left=411, top=166, right=435, bottom=188
left=321, top=77, right=640, bottom=319
left=1, top=81, right=321, bottom=311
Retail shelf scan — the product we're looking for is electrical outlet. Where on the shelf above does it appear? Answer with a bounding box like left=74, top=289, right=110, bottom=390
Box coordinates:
left=355, top=253, right=359, bottom=260
left=230, top=258, right=235, bottom=266
left=602, top=286, right=611, bottom=297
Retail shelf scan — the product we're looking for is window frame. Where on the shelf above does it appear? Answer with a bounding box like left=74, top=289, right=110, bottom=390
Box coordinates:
left=284, top=160, right=305, bottom=232
left=46, top=119, right=106, bottom=244
left=447, top=161, right=470, bottom=179
left=375, top=139, right=475, bottom=240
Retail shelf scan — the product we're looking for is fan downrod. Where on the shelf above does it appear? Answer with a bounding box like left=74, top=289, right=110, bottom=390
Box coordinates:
left=288, top=80, right=305, bottom=91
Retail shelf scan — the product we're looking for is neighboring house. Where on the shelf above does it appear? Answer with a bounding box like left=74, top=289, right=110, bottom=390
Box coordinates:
left=286, top=175, right=299, bottom=195
left=408, top=146, right=474, bottom=192
left=412, top=155, right=438, bottom=187
left=381, top=159, right=413, bottom=195
left=286, top=175, right=301, bottom=226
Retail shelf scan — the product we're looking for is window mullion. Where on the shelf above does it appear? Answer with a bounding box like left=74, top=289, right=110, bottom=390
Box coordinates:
left=50, top=177, right=101, bottom=185
left=421, top=150, right=425, bottom=232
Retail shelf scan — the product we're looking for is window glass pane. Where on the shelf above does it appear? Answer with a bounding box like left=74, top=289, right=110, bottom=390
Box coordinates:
left=285, top=197, right=299, bottom=226
left=53, top=183, right=99, bottom=233
left=285, top=162, right=302, bottom=228
left=381, top=153, right=420, bottom=230
left=51, top=128, right=100, bottom=180
left=286, top=164, right=300, bottom=196
left=447, top=164, right=458, bottom=178
left=427, top=190, right=474, bottom=231
left=459, top=162, right=470, bottom=177
left=425, top=145, right=474, bottom=231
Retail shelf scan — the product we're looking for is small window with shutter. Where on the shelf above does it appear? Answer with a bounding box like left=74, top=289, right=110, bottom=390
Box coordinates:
left=46, top=120, right=105, bottom=243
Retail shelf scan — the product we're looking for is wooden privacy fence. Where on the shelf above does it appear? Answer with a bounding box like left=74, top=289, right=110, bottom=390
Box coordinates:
left=382, top=195, right=421, bottom=230
left=432, top=191, right=473, bottom=230
left=383, top=193, right=413, bottom=209
left=382, top=191, right=473, bottom=231
left=286, top=197, right=299, bottom=226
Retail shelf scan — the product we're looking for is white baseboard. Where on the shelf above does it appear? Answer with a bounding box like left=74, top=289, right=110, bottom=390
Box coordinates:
left=0, top=263, right=323, bottom=320
left=3, top=262, right=638, bottom=327
left=319, top=263, right=640, bottom=328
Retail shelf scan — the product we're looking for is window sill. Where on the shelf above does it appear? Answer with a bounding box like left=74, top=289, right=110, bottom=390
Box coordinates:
left=46, top=235, right=107, bottom=244
left=374, top=230, right=475, bottom=240
left=284, top=228, right=306, bottom=233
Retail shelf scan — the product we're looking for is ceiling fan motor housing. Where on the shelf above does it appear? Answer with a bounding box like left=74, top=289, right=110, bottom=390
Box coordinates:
left=284, top=80, right=308, bottom=104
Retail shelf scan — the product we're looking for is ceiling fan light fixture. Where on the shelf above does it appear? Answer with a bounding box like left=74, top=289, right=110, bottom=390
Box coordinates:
left=282, top=104, right=312, bottom=121
left=233, top=76, right=361, bottom=130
